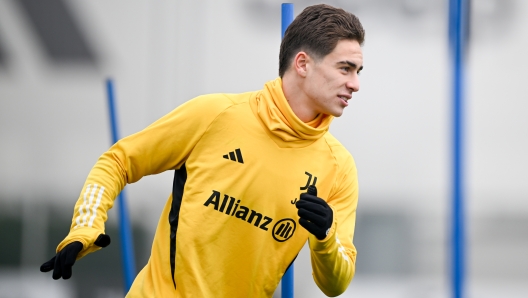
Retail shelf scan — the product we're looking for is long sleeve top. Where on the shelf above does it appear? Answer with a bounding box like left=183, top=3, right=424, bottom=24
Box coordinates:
left=57, top=77, right=359, bottom=297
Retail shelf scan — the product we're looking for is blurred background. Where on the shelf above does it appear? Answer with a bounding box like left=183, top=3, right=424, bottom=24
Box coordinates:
left=0, top=0, right=526, bottom=297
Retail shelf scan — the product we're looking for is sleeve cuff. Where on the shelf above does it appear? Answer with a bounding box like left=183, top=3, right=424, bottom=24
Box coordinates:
left=309, top=205, right=338, bottom=251
left=57, top=228, right=103, bottom=259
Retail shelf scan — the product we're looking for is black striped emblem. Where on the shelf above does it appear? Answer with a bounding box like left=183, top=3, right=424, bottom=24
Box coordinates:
left=272, top=218, right=296, bottom=242
left=223, top=148, right=244, bottom=164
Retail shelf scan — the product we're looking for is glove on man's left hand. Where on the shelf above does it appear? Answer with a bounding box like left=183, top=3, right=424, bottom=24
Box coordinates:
left=296, top=188, right=333, bottom=240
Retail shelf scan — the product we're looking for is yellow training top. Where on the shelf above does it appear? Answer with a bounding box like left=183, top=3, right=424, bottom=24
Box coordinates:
left=58, top=78, right=359, bottom=297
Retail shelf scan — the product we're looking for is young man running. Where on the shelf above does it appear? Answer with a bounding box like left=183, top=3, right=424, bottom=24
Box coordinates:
left=41, top=4, right=365, bottom=297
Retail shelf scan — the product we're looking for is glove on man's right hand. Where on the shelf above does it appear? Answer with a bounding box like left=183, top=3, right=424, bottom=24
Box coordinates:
left=40, top=234, right=111, bottom=280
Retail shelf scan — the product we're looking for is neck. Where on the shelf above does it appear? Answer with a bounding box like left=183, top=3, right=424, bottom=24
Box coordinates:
left=281, top=72, right=318, bottom=123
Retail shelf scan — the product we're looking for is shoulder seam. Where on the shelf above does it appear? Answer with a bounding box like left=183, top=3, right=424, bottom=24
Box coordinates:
left=323, top=134, right=354, bottom=198
left=193, top=93, right=252, bottom=149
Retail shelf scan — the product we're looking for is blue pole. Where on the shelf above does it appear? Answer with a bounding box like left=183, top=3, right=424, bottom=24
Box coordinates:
left=448, top=1, right=467, bottom=298
left=106, top=78, right=137, bottom=293
left=281, top=3, right=294, bottom=298
left=281, top=3, right=294, bottom=39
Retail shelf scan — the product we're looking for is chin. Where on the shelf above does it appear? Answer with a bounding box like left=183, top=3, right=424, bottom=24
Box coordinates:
left=319, top=106, right=344, bottom=117
left=328, top=109, right=344, bottom=117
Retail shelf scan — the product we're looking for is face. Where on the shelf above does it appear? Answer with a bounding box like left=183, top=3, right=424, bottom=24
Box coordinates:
left=302, top=39, right=363, bottom=117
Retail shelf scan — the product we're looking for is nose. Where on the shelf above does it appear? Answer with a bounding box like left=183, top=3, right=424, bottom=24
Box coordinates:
left=346, top=75, right=360, bottom=93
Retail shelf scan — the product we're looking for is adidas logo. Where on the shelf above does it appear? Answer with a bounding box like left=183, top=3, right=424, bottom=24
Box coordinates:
left=223, top=148, right=244, bottom=164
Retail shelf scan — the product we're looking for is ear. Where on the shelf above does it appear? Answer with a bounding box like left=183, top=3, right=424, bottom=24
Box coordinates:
left=292, top=52, right=309, bottom=77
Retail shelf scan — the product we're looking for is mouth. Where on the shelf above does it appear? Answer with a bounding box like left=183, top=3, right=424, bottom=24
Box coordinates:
left=338, top=95, right=350, bottom=106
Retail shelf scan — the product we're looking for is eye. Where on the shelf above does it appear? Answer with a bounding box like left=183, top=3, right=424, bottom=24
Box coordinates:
left=341, top=67, right=350, bottom=73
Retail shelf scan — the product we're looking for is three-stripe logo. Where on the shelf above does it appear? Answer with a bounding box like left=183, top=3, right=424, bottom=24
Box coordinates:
left=74, top=184, right=105, bottom=229
left=223, top=148, right=244, bottom=164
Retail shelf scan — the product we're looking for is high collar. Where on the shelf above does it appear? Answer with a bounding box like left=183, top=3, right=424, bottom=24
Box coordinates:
left=249, top=77, right=334, bottom=148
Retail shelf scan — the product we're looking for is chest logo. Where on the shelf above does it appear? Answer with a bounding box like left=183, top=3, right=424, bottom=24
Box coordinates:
left=272, top=218, right=296, bottom=242
left=223, top=148, right=244, bottom=164
left=291, top=171, right=318, bottom=204
left=203, top=190, right=296, bottom=242
left=204, top=190, right=272, bottom=231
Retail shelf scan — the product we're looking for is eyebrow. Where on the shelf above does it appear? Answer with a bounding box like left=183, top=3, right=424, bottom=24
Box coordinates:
left=337, top=60, right=363, bottom=72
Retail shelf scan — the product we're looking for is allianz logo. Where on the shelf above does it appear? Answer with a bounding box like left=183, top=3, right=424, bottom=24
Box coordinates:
left=203, top=190, right=296, bottom=242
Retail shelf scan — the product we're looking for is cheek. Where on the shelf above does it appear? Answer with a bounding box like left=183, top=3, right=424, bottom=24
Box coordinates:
left=307, top=74, right=324, bottom=93
left=316, top=73, right=334, bottom=93
left=307, top=71, right=335, bottom=100
left=321, top=72, right=342, bottom=92
left=320, top=72, right=332, bottom=86
left=322, top=76, right=338, bottom=97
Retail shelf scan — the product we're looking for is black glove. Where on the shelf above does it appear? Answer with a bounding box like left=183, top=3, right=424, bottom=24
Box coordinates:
left=296, top=186, right=333, bottom=240
left=40, top=234, right=111, bottom=280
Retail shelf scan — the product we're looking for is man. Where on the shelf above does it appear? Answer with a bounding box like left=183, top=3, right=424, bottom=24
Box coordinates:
left=41, top=4, right=365, bottom=297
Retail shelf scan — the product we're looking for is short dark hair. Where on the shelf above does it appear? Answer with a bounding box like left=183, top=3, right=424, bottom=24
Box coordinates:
left=278, top=4, right=365, bottom=77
